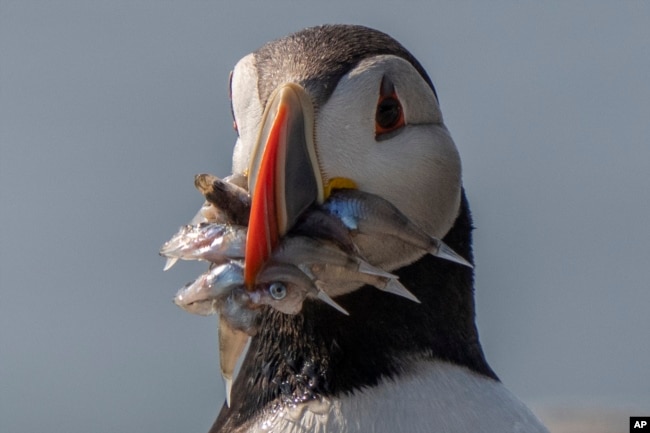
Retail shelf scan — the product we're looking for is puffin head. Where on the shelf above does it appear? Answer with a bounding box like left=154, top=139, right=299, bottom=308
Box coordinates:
left=229, top=25, right=463, bottom=286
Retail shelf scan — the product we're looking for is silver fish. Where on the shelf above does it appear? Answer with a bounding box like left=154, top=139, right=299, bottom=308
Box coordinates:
left=272, top=236, right=393, bottom=278
left=306, top=262, right=419, bottom=303
left=160, top=206, right=220, bottom=271
left=160, top=223, right=247, bottom=269
left=322, top=189, right=472, bottom=268
left=164, top=174, right=250, bottom=271
left=291, top=208, right=358, bottom=254
left=270, top=236, right=419, bottom=302
left=173, top=261, right=245, bottom=316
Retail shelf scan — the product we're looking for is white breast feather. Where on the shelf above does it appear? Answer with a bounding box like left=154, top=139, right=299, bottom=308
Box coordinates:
left=244, top=360, right=549, bottom=433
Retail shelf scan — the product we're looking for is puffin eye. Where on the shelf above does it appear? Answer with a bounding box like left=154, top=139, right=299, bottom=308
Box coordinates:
left=376, top=97, right=402, bottom=130
left=268, top=282, right=287, bottom=300
left=375, top=77, right=405, bottom=138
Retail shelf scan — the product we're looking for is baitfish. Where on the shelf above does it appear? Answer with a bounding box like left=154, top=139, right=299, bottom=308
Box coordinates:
left=272, top=236, right=392, bottom=278
left=173, top=261, right=246, bottom=316
left=322, top=189, right=472, bottom=268
left=290, top=208, right=358, bottom=254
left=160, top=223, right=247, bottom=269
left=163, top=173, right=250, bottom=271
left=306, top=262, right=419, bottom=303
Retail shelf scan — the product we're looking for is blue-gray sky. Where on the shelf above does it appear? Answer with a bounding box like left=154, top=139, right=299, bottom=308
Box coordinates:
left=1, top=2, right=649, bottom=432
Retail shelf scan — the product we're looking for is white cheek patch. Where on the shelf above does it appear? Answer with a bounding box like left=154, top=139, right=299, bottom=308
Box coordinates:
left=231, top=54, right=264, bottom=175
left=316, top=56, right=461, bottom=239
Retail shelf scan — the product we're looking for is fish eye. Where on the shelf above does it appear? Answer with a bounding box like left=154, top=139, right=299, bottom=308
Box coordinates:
left=268, top=282, right=287, bottom=300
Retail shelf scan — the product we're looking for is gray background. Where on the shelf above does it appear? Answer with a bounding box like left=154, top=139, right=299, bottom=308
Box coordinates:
left=1, top=2, right=649, bottom=432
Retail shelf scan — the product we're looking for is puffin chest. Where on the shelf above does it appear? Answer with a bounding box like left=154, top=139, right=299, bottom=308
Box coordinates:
left=239, top=361, right=548, bottom=433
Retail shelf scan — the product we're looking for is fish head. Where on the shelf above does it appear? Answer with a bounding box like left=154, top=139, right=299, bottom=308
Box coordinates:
left=173, top=262, right=245, bottom=316
left=248, top=263, right=315, bottom=315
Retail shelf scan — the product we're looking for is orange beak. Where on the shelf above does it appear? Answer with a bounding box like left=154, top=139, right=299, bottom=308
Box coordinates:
left=244, top=83, right=324, bottom=287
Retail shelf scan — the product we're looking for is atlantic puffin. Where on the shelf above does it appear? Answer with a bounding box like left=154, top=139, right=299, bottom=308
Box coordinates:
left=208, top=24, right=549, bottom=433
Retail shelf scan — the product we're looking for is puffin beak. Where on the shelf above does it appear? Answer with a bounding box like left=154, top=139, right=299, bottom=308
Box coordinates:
left=245, top=83, right=324, bottom=287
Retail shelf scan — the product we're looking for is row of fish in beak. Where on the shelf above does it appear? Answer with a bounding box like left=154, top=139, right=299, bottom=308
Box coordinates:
left=160, top=173, right=472, bottom=404
left=162, top=173, right=471, bottom=321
